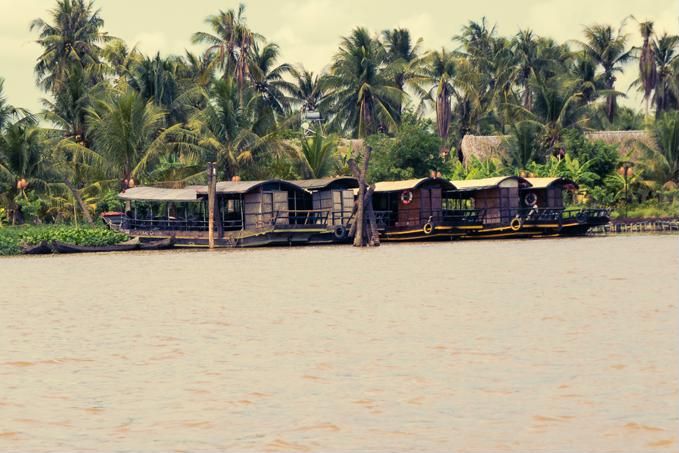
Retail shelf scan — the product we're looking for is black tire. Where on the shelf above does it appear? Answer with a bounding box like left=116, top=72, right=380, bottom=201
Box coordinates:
left=576, top=211, right=587, bottom=223
left=333, top=225, right=347, bottom=239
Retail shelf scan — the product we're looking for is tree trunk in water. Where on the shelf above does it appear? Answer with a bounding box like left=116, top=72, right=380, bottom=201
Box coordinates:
left=348, top=145, right=379, bottom=247
left=65, top=179, right=94, bottom=225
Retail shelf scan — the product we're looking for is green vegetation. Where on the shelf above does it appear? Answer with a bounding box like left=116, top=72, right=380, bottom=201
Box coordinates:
left=0, top=225, right=127, bottom=255
left=1, top=1, right=679, bottom=228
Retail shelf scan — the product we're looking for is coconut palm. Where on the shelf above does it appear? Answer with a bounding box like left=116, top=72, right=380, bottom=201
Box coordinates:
left=325, top=27, right=402, bottom=137
left=289, top=67, right=326, bottom=114
left=652, top=33, right=679, bottom=116
left=636, top=20, right=657, bottom=113
left=297, top=129, right=337, bottom=178
left=247, top=41, right=295, bottom=134
left=505, top=121, right=542, bottom=170
left=520, top=73, right=589, bottom=154
left=85, top=86, right=194, bottom=186
left=576, top=22, right=634, bottom=121
left=640, top=111, right=679, bottom=186
left=189, top=77, right=291, bottom=179
left=30, top=0, right=109, bottom=94
left=191, top=4, right=258, bottom=91
left=381, top=28, right=423, bottom=118
left=0, top=119, right=52, bottom=224
left=411, top=48, right=456, bottom=154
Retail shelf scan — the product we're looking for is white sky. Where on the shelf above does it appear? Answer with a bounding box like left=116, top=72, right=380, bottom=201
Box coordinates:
left=1, top=0, right=678, bottom=112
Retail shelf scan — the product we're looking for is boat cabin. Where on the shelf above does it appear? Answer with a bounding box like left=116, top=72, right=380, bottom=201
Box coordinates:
left=292, top=177, right=358, bottom=227
left=195, top=179, right=318, bottom=232
left=118, top=185, right=207, bottom=231
left=451, top=176, right=530, bottom=225
left=521, top=177, right=578, bottom=209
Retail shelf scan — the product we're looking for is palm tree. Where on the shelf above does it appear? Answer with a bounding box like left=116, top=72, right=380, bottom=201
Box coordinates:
left=324, top=27, right=402, bottom=137
left=1, top=78, right=32, bottom=131
left=86, top=86, right=194, bottom=186
left=0, top=119, right=51, bottom=224
left=640, top=111, right=679, bottom=186
left=189, top=77, right=291, bottom=179
left=505, top=121, right=542, bottom=170
left=636, top=20, right=656, bottom=113
left=298, top=129, right=336, bottom=178
left=247, top=41, right=295, bottom=135
left=411, top=48, right=456, bottom=155
left=30, top=0, right=109, bottom=94
left=381, top=28, right=423, bottom=118
left=191, top=4, right=258, bottom=92
left=521, top=73, right=589, bottom=154
left=289, top=66, right=326, bottom=114
left=576, top=22, right=634, bottom=121
left=652, top=33, right=679, bottom=116
left=513, top=29, right=539, bottom=110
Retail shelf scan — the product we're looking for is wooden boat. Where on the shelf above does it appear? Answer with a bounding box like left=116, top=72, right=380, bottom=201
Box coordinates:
left=21, top=240, right=52, bottom=255
left=112, top=178, right=358, bottom=248
left=372, top=177, right=485, bottom=242
left=452, top=176, right=610, bottom=239
left=50, top=240, right=140, bottom=254
left=139, top=236, right=175, bottom=250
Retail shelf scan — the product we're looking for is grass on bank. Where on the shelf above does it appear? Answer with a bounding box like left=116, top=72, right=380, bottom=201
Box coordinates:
left=0, top=225, right=128, bottom=256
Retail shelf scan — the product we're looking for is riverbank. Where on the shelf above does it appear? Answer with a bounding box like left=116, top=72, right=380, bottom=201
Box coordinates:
left=0, top=225, right=128, bottom=255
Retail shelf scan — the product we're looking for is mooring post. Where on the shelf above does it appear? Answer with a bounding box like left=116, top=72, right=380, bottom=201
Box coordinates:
left=207, top=162, right=217, bottom=249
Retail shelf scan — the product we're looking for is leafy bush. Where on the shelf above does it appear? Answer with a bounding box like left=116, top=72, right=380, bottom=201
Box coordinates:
left=367, top=113, right=450, bottom=182
left=0, top=225, right=128, bottom=256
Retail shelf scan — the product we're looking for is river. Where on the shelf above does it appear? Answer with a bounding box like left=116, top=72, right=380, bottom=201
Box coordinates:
left=1, top=235, right=677, bottom=452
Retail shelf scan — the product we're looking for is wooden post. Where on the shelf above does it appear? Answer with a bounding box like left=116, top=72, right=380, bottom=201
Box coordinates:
left=207, top=162, right=217, bottom=249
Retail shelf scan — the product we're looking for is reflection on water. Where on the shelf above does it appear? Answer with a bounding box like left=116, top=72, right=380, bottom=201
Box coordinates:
left=1, top=235, right=678, bottom=452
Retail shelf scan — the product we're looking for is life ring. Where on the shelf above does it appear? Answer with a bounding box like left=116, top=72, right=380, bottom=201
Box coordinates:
left=423, top=222, right=434, bottom=234
left=524, top=192, right=538, bottom=206
left=510, top=217, right=523, bottom=231
left=333, top=225, right=347, bottom=239
left=401, top=190, right=413, bottom=205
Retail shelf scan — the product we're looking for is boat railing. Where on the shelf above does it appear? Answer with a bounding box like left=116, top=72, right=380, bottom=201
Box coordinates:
left=122, top=217, right=212, bottom=231
left=481, top=207, right=610, bottom=225
left=271, top=209, right=331, bottom=227
left=373, top=208, right=486, bottom=229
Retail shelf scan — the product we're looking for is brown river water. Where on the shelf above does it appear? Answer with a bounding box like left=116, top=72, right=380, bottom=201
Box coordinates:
left=1, top=235, right=678, bottom=452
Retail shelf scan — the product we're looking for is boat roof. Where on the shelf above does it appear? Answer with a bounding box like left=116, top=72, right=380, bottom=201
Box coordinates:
left=373, top=177, right=455, bottom=193
left=292, top=177, right=359, bottom=190
left=524, top=177, right=578, bottom=189
left=452, top=176, right=529, bottom=191
left=119, top=186, right=203, bottom=202
left=196, top=179, right=305, bottom=195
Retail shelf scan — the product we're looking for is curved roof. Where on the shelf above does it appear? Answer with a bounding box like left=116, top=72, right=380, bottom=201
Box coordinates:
left=119, top=186, right=203, bottom=202
left=373, top=177, right=456, bottom=193
left=196, top=179, right=306, bottom=195
left=452, top=176, right=529, bottom=191
left=292, top=177, right=358, bottom=190
left=524, top=177, right=579, bottom=190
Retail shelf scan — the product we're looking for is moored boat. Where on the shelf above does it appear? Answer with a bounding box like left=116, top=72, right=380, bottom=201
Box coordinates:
left=112, top=177, right=358, bottom=248
left=21, top=240, right=52, bottom=255
left=139, top=236, right=175, bottom=250
left=372, top=177, right=484, bottom=241
left=50, top=240, right=140, bottom=254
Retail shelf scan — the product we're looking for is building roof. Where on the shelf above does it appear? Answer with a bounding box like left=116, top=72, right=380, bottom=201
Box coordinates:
left=119, top=186, right=203, bottom=202
left=460, top=130, right=656, bottom=161
left=373, top=177, right=455, bottom=193
left=452, top=176, right=529, bottom=191
left=292, top=177, right=358, bottom=190
left=524, top=177, right=578, bottom=190
left=196, top=179, right=305, bottom=195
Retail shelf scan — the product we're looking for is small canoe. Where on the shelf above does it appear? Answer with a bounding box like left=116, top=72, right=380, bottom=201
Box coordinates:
left=21, top=241, right=52, bottom=255
left=50, top=240, right=140, bottom=254
left=139, top=236, right=175, bottom=250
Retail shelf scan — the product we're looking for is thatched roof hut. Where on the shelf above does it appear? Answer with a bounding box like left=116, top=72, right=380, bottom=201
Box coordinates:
left=460, top=130, right=657, bottom=161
